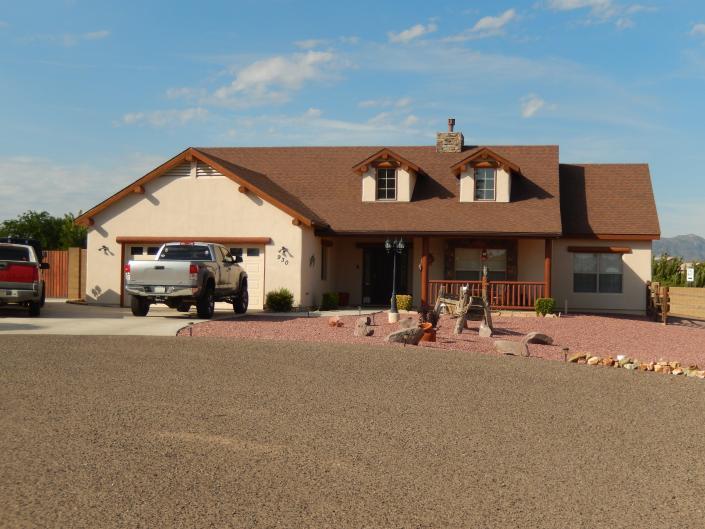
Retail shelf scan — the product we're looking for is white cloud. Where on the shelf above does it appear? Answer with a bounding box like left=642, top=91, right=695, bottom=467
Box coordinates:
left=543, top=1, right=654, bottom=28
left=445, top=9, right=517, bottom=41
left=294, top=38, right=327, bottom=49
left=388, top=22, right=437, bottom=44
left=691, top=23, right=705, bottom=37
left=23, top=29, right=111, bottom=46
left=210, top=50, right=338, bottom=107
left=358, top=97, right=413, bottom=109
left=117, top=107, right=208, bottom=128
left=402, top=114, right=420, bottom=127
left=520, top=94, right=547, bottom=118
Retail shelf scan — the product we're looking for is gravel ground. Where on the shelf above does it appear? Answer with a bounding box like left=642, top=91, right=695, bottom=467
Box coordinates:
left=181, top=312, right=705, bottom=367
left=2, top=335, right=705, bottom=528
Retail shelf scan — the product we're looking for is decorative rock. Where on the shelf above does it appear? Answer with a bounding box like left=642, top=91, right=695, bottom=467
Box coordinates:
left=544, top=313, right=557, bottom=318
left=353, top=316, right=374, bottom=337
left=479, top=321, right=493, bottom=338
left=623, top=363, right=638, bottom=370
left=602, top=357, right=615, bottom=367
left=587, top=356, right=601, bottom=366
left=398, top=317, right=416, bottom=329
left=662, top=365, right=672, bottom=375
left=385, top=327, right=424, bottom=345
left=669, top=361, right=680, bottom=370
left=494, top=340, right=529, bottom=357
left=577, top=358, right=587, bottom=365
left=524, top=332, right=553, bottom=345
left=654, top=364, right=664, bottom=373
left=328, top=316, right=342, bottom=327
left=618, top=357, right=632, bottom=367
left=672, top=368, right=684, bottom=375
left=569, top=353, right=587, bottom=363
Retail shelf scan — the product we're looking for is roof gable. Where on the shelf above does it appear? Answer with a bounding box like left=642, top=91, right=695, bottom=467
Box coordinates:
left=352, top=148, right=422, bottom=174
left=450, top=147, right=521, bottom=176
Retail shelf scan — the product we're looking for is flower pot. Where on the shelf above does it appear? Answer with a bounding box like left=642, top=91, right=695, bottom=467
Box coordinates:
left=420, top=322, right=436, bottom=342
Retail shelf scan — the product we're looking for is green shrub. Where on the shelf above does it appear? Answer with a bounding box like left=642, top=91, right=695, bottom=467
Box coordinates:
left=396, top=294, right=413, bottom=311
left=320, top=292, right=339, bottom=310
left=535, top=297, right=556, bottom=316
left=265, top=288, right=294, bottom=312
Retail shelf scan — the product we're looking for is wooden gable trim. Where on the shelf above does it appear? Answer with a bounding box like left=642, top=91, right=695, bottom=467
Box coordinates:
left=75, top=147, right=316, bottom=228
left=352, top=148, right=421, bottom=174
left=451, top=147, right=521, bottom=176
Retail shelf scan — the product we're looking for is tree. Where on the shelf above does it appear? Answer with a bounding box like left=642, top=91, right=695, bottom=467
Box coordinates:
left=0, top=210, right=86, bottom=250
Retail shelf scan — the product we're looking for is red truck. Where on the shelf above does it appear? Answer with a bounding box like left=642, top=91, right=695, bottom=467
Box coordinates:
left=0, top=237, right=49, bottom=316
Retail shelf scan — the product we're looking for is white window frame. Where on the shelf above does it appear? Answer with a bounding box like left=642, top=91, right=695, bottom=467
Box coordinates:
left=573, top=253, right=624, bottom=294
left=376, top=167, right=397, bottom=201
left=474, top=167, right=496, bottom=201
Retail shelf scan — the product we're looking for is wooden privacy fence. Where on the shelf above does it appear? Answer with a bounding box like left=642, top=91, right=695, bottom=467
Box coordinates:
left=647, top=282, right=705, bottom=324
left=42, top=248, right=86, bottom=299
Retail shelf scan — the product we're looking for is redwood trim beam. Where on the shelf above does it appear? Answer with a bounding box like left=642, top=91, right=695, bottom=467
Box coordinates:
left=421, top=236, right=429, bottom=306
left=544, top=239, right=552, bottom=298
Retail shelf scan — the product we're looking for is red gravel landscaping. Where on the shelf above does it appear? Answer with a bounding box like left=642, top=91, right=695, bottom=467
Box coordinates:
left=179, top=313, right=705, bottom=367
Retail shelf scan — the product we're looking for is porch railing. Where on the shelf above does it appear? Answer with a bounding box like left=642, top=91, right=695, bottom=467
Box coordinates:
left=428, top=280, right=546, bottom=310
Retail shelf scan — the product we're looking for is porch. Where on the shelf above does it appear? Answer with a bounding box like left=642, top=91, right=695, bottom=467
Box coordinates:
left=313, top=235, right=553, bottom=310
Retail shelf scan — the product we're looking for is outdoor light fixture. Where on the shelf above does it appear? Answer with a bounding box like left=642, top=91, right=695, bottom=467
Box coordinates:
left=385, top=237, right=405, bottom=323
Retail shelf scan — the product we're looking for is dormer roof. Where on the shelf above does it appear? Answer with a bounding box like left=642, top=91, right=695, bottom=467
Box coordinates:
left=352, top=148, right=422, bottom=174
left=450, top=147, right=521, bottom=176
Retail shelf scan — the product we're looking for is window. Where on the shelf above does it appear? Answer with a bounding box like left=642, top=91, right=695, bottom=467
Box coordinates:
left=246, top=248, right=260, bottom=257
left=474, top=168, right=496, bottom=201
left=573, top=253, right=623, bottom=293
left=454, top=248, right=507, bottom=281
left=147, top=246, right=160, bottom=256
left=376, top=168, right=397, bottom=200
left=158, top=245, right=212, bottom=261
left=130, top=246, right=144, bottom=256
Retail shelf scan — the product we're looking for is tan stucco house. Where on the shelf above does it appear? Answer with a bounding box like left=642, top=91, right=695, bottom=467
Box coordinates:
left=76, top=120, right=660, bottom=314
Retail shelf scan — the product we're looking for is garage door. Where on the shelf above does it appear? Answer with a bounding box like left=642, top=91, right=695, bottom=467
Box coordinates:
left=123, top=244, right=163, bottom=306
left=228, top=245, right=265, bottom=310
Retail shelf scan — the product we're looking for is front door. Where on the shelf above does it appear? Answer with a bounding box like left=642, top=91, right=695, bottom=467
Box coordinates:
left=362, top=247, right=409, bottom=306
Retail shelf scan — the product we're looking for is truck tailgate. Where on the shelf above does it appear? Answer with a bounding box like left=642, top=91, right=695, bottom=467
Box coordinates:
left=128, top=261, right=195, bottom=286
left=0, top=261, right=36, bottom=284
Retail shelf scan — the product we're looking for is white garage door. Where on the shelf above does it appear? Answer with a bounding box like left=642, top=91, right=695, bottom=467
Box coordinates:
left=228, top=245, right=265, bottom=310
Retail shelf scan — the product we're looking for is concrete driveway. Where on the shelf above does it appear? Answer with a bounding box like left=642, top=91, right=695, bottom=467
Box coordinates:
left=0, top=300, right=238, bottom=335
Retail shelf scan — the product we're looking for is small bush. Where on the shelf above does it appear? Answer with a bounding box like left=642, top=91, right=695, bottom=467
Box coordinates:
left=535, top=297, right=556, bottom=316
left=320, top=292, right=339, bottom=310
left=396, top=294, right=413, bottom=311
left=266, top=288, right=294, bottom=312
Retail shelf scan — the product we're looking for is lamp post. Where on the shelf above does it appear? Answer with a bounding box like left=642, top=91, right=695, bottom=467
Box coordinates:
left=385, top=237, right=405, bottom=323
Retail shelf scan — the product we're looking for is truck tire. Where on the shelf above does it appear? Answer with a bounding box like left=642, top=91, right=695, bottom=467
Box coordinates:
left=233, top=280, right=248, bottom=314
left=40, top=281, right=46, bottom=307
left=196, top=283, right=215, bottom=319
left=176, top=302, right=191, bottom=313
left=131, top=296, right=150, bottom=317
left=28, top=301, right=41, bottom=317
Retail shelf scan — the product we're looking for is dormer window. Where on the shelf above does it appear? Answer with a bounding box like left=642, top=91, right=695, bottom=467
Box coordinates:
left=376, top=167, right=397, bottom=201
left=474, top=168, right=496, bottom=201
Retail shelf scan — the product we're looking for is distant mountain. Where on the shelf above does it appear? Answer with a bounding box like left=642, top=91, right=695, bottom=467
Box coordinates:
left=654, top=234, right=705, bottom=261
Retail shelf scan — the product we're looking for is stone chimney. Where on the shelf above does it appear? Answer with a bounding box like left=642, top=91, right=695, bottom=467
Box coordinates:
left=436, top=118, right=464, bottom=153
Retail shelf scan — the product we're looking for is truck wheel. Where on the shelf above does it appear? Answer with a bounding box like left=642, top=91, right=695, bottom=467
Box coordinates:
left=28, top=301, right=41, bottom=317
left=233, top=281, right=248, bottom=314
left=131, top=296, right=150, bottom=317
left=196, top=284, right=215, bottom=319
left=176, top=302, right=191, bottom=313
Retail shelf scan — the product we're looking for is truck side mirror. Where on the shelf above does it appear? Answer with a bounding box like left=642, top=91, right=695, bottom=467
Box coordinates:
left=234, top=255, right=243, bottom=263
left=40, top=262, right=50, bottom=270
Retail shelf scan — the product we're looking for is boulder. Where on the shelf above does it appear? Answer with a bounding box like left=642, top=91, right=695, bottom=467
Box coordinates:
left=398, top=317, right=417, bottom=329
left=353, top=316, right=374, bottom=337
left=479, top=321, right=493, bottom=338
left=669, top=361, right=681, bottom=370
left=544, top=313, right=557, bottom=318
left=623, top=363, right=638, bottom=370
left=524, top=332, right=553, bottom=345
left=618, top=357, right=632, bottom=367
left=602, top=357, right=615, bottom=367
left=654, top=364, right=664, bottom=373
left=494, top=340, right=529, bottom=357
left=328, top=316, right=343, bottom=327
left=385, top=327, right=424, bottom=345
left=569, top=353, right=587, bottom=363
left=587, top=356, right=601, bottom=366
left=672, top=368, right=684, bottom=375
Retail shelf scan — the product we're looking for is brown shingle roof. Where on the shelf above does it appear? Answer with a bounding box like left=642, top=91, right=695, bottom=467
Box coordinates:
left=559, top=164, right=660, bottom=237
left=197, top=145, right=564, bottom=236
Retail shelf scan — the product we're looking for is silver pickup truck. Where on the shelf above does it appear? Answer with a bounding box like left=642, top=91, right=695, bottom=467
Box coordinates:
left=124, top=242, right=248, bottom=318
left=0, top=237, right=49, bottom=317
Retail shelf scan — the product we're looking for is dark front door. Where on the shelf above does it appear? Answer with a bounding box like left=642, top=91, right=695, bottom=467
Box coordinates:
left=362, top=247, right=409, bottom=306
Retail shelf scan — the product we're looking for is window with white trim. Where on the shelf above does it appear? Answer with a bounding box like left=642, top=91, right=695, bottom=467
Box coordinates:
left=474, top=168, right=496, bottom=201
left=573, top=253, right=623, bottom=293
left=376, top=168, right=397, bottom=200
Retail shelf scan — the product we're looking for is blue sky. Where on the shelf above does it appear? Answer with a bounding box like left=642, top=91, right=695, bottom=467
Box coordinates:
left=1, top=0, right=704, bottom=236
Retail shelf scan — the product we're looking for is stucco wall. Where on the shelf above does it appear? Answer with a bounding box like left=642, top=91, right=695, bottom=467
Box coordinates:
left=459, top=167, right=511, bottom=202
left=552, top=239, right=652, bottom=315
left=517, top=239, right=546, bottom=282
left=300, top=227, right=335, bottom=308
left=85, top=163, right=304, bottom=305
left=361, top=167, right=416, bottom=202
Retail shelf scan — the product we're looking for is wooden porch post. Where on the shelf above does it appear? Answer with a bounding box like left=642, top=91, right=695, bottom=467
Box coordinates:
left=544, top=238, right=552, bottom=298
left=421, top=236, right=429, bottom=306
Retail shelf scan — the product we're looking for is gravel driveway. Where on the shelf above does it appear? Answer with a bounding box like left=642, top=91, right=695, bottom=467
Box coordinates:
left=182, top=312, right=705, bottom=367
left=2, top=336, right=705, bottom=528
